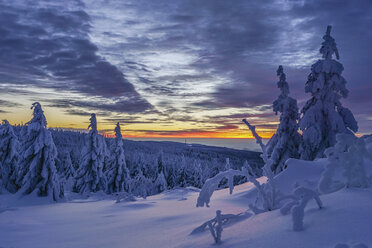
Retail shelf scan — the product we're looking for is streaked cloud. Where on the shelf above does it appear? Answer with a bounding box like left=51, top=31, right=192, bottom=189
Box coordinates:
left=1, top=0, right=372, bottom=137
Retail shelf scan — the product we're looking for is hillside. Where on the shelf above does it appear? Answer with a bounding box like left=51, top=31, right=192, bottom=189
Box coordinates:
left=1, top=159, right=370, bottom=248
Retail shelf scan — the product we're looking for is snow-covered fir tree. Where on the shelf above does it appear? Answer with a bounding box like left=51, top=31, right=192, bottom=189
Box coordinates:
left=218, top=158, right=231, bottom=188
left=154, top=171, right=167, bottom=193
left=152, top=149, right=168, bottom=193
left=266, top=66, right=301, bottom=173
left=56, top=150, right=75, bottom=190
left=0, top=120, right=20, bottom=193
left=165, top=161, right=177, bottom=189
left=178, top=154, right=188, bottom=187
left=223, top=158, right=231, bottom=171
left=300, top=26, right=358, bottom=160
left=191, top=160, right=203, bottom=188
left=17, top=102, right=63, bottom=201
left=157, top=150, right=167, bottom=178
left=74, top=113, right=107, bottom=194
left=130, top=166, right=149, bottom=198
left=60, top=151, right=74, bottom=180
left=105, top=122, right=130, bottom=194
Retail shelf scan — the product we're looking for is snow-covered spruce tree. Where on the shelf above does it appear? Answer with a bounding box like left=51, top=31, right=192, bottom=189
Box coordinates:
left=0, top=120, right=20, bottom=193
left=165, top=163, right=177, bottom=189
left=60, top=151, right=75, bottom=181
left=105, top=122, right=130, bottom=194
left=300, top=26, right=358, bottom=160
left=218, top=158, right=231, bottom=188
left=154, top=171, right=167, bottom=193
left=17, top=102, right=63, bottom=201
left=55, top=149, right=75, bottom=191
left=178, top=154, right=187, bottom=187
left=153, top=149, right=168, bottom=193
left=157, top=149, right=166, bottom=177
left=266, top=65, right=301, bottom=173
left=74, top=113, right=107, bottom=194
left=130, top=166, right=149, bottom=198
left=191, top=160, right=203, bottom=188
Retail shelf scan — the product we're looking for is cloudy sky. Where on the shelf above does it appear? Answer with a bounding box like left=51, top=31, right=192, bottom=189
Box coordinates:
left=1, top=0, right=372, bottom=138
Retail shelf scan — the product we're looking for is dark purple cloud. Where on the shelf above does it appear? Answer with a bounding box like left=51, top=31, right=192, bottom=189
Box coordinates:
left=1, top=0, right=372, bottom=134
left=0, top=0, right=151, bottom=113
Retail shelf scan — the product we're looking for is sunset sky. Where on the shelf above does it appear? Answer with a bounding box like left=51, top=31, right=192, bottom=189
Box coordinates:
left=1, top=0, right=372, bottom=138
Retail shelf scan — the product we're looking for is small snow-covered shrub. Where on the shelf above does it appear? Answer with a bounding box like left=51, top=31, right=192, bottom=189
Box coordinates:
left=208, top=210, right=223, bottom=244
left=242, top=119, right=286, bottom=213
left=197, top=120, right=285, bottom=213
left=318, top=134, right=372, bottom=194
left=280, top=186, right=322, bottom=231
left=196, top=161, right=284, bottom=213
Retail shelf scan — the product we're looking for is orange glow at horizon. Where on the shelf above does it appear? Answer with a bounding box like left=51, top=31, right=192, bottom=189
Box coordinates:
left=101, top=130, right=275, bottom=139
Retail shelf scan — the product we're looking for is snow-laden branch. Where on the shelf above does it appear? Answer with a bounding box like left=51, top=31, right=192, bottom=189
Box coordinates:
left=196, top=169, right=246, bottom=207
left=242, top=119, right=267, bottom=162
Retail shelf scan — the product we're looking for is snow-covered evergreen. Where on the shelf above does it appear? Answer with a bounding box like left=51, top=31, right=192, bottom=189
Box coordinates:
left=266, top=66, right=301, bottom=173
left=57, top=151, right=75, bottom=180
left=55, top=150, right=75, bottom=191
left=130, top=167, right=149, bottom=198
left=154, top=171, right=167, bottom=193
left=16, top=102, right=63, bottom=201
left=152, top=149, right=168, bottom=193
left=0, top=120, right=20, bottom=193
left=190, top=160, right=203, bottom=188
left=74, top=113, right=107, bottom=194
left=105, top=122, right=130, bottom=194
left=300, top=26, right=358, bottom=160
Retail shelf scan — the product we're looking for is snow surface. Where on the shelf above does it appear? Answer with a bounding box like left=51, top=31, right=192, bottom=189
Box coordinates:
left=1, top=160, right=371, bottom=248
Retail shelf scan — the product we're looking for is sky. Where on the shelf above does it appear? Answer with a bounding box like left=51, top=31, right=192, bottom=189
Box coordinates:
left=0, top=0, right=372, bottom=138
